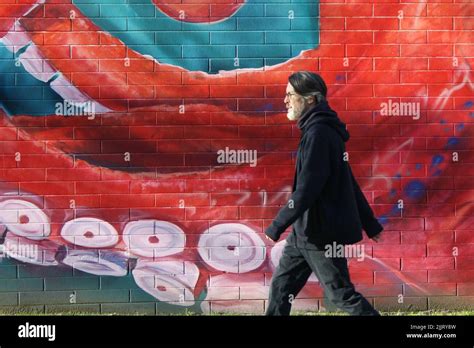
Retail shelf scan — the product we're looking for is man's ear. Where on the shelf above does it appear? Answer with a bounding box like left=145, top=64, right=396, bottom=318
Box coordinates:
left=314, top=92, right=325, bottom=103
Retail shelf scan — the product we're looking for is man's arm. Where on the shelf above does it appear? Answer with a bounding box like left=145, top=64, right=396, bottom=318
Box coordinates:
left=265, top=132, right=331, bottom=241
left=349, top=166, right=383, bottom=238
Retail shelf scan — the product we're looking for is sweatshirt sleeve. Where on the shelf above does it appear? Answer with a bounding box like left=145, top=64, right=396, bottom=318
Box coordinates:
left=265, top=132, right=331, bottom=241
left=349, top=166, right=384, bottom=238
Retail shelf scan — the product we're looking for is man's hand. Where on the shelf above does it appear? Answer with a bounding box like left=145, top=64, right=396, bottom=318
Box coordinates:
left=371, top=232, right=383, bottom=243
left=263, top=225, right=279, bottom=243
left=265, top=235, right=275, bottom=242
left=264, top=226, right=278, bottom=242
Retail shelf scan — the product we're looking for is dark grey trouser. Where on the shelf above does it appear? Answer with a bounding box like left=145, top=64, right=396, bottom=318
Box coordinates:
left=266, top=242, right=379, bottom=316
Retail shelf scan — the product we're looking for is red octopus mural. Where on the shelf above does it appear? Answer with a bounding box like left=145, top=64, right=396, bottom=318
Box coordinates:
left=0, top=0, right=473, bottom=314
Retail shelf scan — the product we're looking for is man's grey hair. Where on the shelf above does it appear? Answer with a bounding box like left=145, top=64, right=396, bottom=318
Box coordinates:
left=289, top=71, right=328, bottom=103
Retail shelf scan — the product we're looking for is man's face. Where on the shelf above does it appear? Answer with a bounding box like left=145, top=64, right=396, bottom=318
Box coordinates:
left=284, top=83, right=308, bottom=121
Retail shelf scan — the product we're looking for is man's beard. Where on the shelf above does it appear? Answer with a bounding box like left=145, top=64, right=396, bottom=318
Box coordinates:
left=286, top=105, right=305, bottom=121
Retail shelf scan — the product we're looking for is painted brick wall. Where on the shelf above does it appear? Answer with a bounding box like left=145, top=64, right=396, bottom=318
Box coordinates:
left=0, top=0, right=473, bottom=315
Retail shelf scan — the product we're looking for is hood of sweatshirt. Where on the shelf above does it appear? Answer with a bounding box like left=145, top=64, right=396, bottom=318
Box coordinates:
left=296, top=100, right=350, bottom=142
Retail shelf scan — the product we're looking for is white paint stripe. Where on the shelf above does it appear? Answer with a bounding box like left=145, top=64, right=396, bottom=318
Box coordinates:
left=18, top=44, right=56, bottom=82
left=51, top=75, right=111, bottom=113
left=0, top=23, right=31, bottom=53
left=1, top=22, right=112, bottom=114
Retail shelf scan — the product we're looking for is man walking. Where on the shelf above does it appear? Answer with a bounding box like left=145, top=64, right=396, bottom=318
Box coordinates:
left=265, top=71, right=383, bottom=316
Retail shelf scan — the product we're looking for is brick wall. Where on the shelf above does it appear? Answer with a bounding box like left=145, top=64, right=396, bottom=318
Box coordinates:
left=0, top=0, right=473, bottom=314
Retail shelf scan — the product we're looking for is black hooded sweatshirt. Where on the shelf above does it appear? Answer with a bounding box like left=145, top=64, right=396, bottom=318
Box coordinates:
left=265, top=100, right=383, bottom=247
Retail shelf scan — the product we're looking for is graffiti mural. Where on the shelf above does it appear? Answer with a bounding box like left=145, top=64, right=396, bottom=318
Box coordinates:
left=0, top=0, right=473, bottom=314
